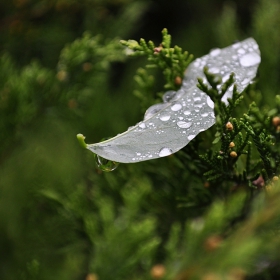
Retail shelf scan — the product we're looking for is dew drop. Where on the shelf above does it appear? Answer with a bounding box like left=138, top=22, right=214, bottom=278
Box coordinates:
left=95, top=155, right=119, bottom=172
left=188, top=135, right=196, bottom=140
left=237, top=48, right=246, bottom=54
left=159, top=147, right=173, bottom=157
left=177, top=121, right=192, bottom=128
left=239, top=52, right=261, bottom=67
left=241, top=77, right=251, bottom=85
left=207, top=96, right=214, bottom=109
left=162, top=90, right=177, bottom=102
left=208, top=67, right=220, bottom=74
left=171, top=103, right=182, bottom=111
left=139, top=122, right=146, bottom=129
left=210, top=48, right=221, bottom=57
left=184, top=110, right=191, bottom=115
left=160, top=115, right=171, bottom=121
left=232, top=42, right=241, bottom=49
left=144, top=104, right=166, bottom=120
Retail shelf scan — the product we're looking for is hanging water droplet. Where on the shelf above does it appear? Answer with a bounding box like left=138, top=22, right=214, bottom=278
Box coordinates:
left=95, top=154, right=119, bottom=172
left=159, top=147, right=173, bottom=157
left=144, top=104, right=167, bottom=120
left=177, top=121, right=192, bottom=128
left=162, top=90, right=177, bottom=102
left=239, top=52, right=261, bottom=67
left=207, top=96, right=214, bottom=109
left=160, top=115, right=171, bottom=121
left=171, top=103, right=182, bottom=111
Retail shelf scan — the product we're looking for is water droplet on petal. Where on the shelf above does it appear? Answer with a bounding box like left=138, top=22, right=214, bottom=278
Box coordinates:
left=171, top=103, right=182, bottom=111
left=139, top=122, right=146, bottom=129
left=201, top=113, right=209, bottom=117
left=188, top=135, right=196, bottom=140
left=95, top=155, right=119, bottom=172
left=160, top=115, right=171, bottom=121
left=207, top=96, right=214, bottom=109
left=162, top=90, right=177, bottom=102
left=184, top=110, right=191, bottom=115
left=208, top=67, right=220, bottom=74
left=232, top=42, right=241, bottom=49
left=241, top=77, right=251, bottom=85
left=177, top=121, right=192, bottom=128
left=144, top=104, right=167, bottom=120
left=237, top=48, right=246, bottom=54
left=210, top=48, right=221, bottom=57
left=239, top=52, right=261, bottom=67
left=159, top=147, right=173, bottom=157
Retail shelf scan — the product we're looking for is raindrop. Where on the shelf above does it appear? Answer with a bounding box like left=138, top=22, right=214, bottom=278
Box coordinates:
left=177, top=121, right=192, bottom=129
left=188, top=135, right=196, bottom=140
left=159, top=147, right=173, bottom=157
left=162, top=90, right=177, bottom=102
left=207, top=96, right=214, bottom=109
left=139, top=122, right=146, bottom=129
left=208, top=67, right=220, bottom=74
left=144, top=104, right=166, bottom=120
left=201, top=113, right=209, bottom=117
left=237, top=48, right=246, bottom=54
left=232, top=42, right=241, bottom=49
left=239, top=52, right=261, bottom=67
left=210, top=48, right=221, bottom=57
left=171, top=103, right=182, bottom=111
left=241, top=77, right=251, bottom=85
left=95, top=154, right=119, bottom=172
left=160, top=115, right=171, bottom=121
left=136, top=152, right=141, bottom=156
left=184, top=110, right=191, bottom=115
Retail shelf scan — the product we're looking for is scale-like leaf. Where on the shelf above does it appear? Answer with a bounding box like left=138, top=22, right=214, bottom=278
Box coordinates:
left=86, top=38, right=261, bottom=163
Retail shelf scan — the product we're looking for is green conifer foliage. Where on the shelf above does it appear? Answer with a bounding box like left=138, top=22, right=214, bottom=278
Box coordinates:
left=1, top=1, right=280, bottom=280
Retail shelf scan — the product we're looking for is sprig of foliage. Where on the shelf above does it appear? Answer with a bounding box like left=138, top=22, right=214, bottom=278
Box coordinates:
left=120, top=28, right=193, bottom=90
left=196, top=69, right=279, bottom=189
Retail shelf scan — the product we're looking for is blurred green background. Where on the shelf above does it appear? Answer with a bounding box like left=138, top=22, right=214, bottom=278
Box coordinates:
left=0, top=0, right=280, bottom=279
